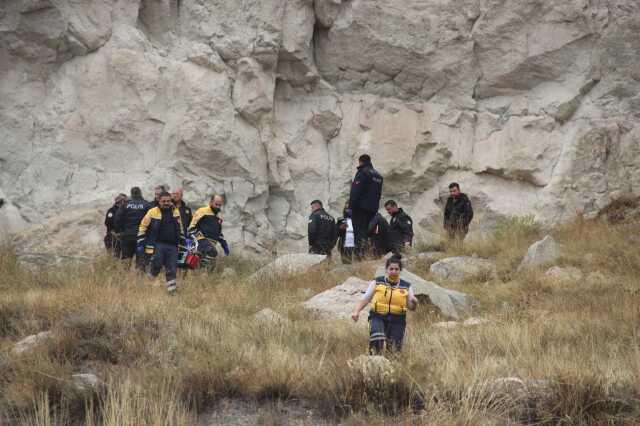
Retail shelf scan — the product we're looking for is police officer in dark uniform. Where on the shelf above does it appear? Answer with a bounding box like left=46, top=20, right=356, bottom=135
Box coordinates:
left=308, top=200, right=337, bottom=256
left=348, top=154, right=383, bottom=259
left=444, top=182, right=474, bottom=244
left=114, top=187, right=151, bottom=267
left=104, top=193, right=127, bottom=256
left=384, top=199, right=414, bottom=254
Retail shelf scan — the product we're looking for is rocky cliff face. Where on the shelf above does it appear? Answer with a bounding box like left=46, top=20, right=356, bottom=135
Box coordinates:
left=1, top=0, right=639, bottom=254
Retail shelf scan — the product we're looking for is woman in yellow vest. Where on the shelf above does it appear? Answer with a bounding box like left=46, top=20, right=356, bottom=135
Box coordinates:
left=352, top=255, right=418, bottom=354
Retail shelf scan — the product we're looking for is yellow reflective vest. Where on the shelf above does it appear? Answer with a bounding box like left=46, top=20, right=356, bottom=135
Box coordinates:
left=370, top=276, right=411, bottom=315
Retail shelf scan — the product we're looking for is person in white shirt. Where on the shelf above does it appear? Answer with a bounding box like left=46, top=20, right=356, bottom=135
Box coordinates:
left=337, top=203, right=357, bottom=264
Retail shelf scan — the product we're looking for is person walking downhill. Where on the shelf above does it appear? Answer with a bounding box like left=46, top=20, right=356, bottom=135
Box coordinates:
left=137, top=192, right=185, bottom=295
left=351, top=255, right=418, bottom=354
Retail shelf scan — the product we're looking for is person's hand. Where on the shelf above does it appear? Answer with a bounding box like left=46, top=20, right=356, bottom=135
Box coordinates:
left=351, top=312, right=359, bottom=322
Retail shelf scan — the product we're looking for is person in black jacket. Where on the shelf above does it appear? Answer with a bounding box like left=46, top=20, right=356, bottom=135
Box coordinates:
left=104, top=193, right=127, bottom=256
left=443, top=182, right=473, bottom=244
left=138, top=192, right=184, bottom=294
left=348, top=154, right=383, bottom=259
left=368, top=213, right=393, bottom=258
left=114, top=187, right=151, bottom=267
left=384, top=200, right=414, bottom=254
left=336, top=203, right=357, bottom=264
left=308, top=200, right=337, bottom=256
left=171, top=188, right=192, bottom=236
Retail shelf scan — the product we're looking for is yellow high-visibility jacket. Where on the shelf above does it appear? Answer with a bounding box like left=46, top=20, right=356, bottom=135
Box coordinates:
left=370, top=276, right=411, bottom=315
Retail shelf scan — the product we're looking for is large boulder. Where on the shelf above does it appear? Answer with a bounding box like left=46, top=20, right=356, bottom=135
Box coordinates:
left=302, top=277, right=368, bottom=318
left=429, top=256, right=496, bottom=282
left=374, top=266, right=474, bottom=320
left=519, top=236, right=561, bottom=270
left=249, top=253, right=327, bottom=281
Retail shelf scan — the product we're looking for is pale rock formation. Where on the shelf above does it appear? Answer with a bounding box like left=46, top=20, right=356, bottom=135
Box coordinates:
left=2, top=0, right=640, bottom=255
left=430, top=256, right=496, bottom=282
left=519, top=235, right=561, bottom=270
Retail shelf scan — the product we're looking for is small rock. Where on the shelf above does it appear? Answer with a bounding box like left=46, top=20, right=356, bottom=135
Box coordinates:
left=433, top=317, right=490, bottom=329
left=432, top=321, right=459, bottom=329
left=12, top=331, right=52, bottom=355
left=72, top=373, right=103, bottom=392
left=429, top=256, right=496, bottom=282
left=463, top=317, right=491, bottom=326
left=348, top=355, right=394, bottom=379
left=254, top=308, right=288, bottom=325
left=519, top=236, right=560, bottom=271
left=545, top=266, right=583, bottom=282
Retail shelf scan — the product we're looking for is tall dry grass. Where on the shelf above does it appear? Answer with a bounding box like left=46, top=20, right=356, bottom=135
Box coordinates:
left=1, top=217, right=640, bottom=424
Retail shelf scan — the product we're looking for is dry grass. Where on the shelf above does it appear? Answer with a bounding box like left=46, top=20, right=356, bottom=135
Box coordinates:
left=1, top=217, right=640, bottom=424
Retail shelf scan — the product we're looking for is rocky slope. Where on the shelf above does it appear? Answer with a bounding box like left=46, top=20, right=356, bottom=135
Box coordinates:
left=1, top=0, right=639, bottom=254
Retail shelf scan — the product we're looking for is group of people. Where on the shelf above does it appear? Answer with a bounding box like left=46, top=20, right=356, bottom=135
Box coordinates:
left=102, top=154, right=474, bottom=354
left=104, top=185, right=228, bottom=294
left=307, top=154, right=474, bottom=263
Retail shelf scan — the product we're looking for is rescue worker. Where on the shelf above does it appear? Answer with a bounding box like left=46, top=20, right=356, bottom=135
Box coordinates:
left=114, top=187, right=151, bottom=267
left=104, top=193, right=127, bottom=256
left=352, top=255, right=418, bottom=354
left=172, top=188, right=192, bottom=236
left=188, top=194, right=230, bottom=270
left=384, top=200, right=414, bottom=254
left=368, top=212, right=393, bottom=258
left=336, top=203, right=356, bottom=264
left=308, top=200, right=337, bottom=256
left=348, top=154, right=383, bottom=259
left=138, top=192, right=184, bottom=295
left=443, top=182, right=474, bottom=245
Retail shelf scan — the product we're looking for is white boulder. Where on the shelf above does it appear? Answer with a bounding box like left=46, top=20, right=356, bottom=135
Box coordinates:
left=519, top=236, right=561, bottom=270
